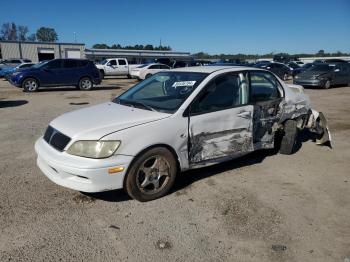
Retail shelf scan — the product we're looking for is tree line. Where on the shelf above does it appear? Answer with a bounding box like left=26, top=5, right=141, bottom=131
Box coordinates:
left=0, top=22, right=58, bottom=42
left=193, top=50, right=350, bottom=60
left=92, top=43, right=172, bottom=51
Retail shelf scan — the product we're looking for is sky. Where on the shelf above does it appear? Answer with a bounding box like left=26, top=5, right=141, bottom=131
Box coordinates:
left=1, top=0, right=349, bottom=54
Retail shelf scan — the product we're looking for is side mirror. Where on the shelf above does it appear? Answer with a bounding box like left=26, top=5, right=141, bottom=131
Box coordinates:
left=334, top=68, right=340, bottom=72
left=267, top=67, right=271, bottom=70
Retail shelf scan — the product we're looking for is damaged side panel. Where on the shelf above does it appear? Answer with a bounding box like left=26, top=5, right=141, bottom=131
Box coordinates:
left=188, top=105, right=254, bottom=165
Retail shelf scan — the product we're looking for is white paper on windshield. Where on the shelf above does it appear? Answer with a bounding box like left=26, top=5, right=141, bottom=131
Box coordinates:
left=172, top=81, right=196, bottom=88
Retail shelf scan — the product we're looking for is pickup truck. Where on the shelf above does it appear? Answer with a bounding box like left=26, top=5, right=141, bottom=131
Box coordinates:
left=95, top=58, right=140, bottom=79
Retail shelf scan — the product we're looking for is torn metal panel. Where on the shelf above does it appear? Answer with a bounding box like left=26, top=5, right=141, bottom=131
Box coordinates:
left=188, top=105, right=254, bottom=164
left=306, top=109, right=332, bottom=146
left=253, top=99, right=282, bottom=150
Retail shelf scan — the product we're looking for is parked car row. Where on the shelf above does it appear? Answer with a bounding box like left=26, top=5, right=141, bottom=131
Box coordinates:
left=4, top=56, right=350, bottom=91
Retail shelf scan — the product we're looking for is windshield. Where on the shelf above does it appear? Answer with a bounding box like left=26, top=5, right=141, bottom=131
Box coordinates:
left=308, top=64, right=334, bottom=72
left=113, top=71, right=208, bottom=113
left=32, top=61, right=49, bottom=68
left=99, top=59, right=108, bottom=65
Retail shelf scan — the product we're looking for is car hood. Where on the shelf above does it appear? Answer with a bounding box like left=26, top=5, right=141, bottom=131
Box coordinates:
left=50, top=102, right=171, bottom=140
left=297, top=70, right=329, bottom=78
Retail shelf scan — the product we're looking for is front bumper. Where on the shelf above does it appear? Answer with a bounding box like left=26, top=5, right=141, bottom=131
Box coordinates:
left=35, top=137, right=133, bottom=192
left=9, top=76, right=22, bottom=87
left=293, top=78, right=324, bottom=87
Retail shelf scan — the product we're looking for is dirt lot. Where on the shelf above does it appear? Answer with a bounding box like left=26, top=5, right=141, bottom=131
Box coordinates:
left=0, top=77, right=349, bottom=262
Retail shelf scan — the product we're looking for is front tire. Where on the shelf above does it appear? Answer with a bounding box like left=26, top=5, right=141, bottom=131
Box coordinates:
left=22, top=78, right=39, bottom=92
left=79, top=77, right=93, bottom=91
left=279, top=120, right=298, bottom=155
left=125, top=147, right=177, bottom=202
left=323, top=79, right=331, bottom=89
left=145, top=73, right=152, bottom=79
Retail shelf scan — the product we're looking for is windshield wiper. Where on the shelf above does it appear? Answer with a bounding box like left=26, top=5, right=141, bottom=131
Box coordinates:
left=118, top=99, right=157, bottom=112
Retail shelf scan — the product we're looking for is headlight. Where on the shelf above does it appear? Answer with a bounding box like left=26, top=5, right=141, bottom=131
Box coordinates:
left=67, top=140, right=121, bottom=158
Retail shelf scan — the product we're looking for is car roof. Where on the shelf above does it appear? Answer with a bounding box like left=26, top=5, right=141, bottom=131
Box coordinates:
left=170, top=66, right=253, bottom=73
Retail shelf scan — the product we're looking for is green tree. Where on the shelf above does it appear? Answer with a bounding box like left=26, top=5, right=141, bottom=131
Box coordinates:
left=36, top=27, right=58, bottom=42
left=92, top=43, right=110, bottom=49
left=0, top=22, right=18, bottom=40
left=18, top=25, right=29, bottom=41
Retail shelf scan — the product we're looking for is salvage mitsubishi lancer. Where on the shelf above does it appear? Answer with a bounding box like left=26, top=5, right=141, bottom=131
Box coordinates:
left=35, top=66, right=331, bottom=201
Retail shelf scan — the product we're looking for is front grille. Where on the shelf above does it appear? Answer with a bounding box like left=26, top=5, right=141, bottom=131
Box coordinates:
left=43, top=126, right=71, bottom=151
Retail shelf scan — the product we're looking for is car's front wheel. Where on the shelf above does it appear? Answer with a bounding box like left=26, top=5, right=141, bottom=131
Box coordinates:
left=22, top=78, right=39, bottom=92
left=125, top=147, right=177, bottom=201
left=145, top=73, right=152, bottom=79
left=79, top=77, right=93, bottom=91
left=279, top=119, right=299, bottom=155
left=323, top=79, right=331, bottom=89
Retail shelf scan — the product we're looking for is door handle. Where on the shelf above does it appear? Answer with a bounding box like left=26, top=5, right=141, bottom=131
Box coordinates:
left=237, top=111, right=251, bottom=118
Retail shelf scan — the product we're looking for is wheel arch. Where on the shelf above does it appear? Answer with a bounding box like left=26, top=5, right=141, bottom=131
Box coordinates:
left=21, top=76, right=41, bottom=87
left=122, top=143, right=181, bottom=188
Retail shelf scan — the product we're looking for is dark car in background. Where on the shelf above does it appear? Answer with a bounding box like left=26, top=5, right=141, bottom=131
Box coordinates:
left=293, top=62, right=350, bottom=89
left=292, top=63, right=314, bottom=77
left=9, top=59, right=101, bottom=92
left=255, top=62, right=292, bottom=80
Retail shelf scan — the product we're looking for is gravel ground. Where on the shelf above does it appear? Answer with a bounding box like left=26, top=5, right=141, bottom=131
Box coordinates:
left=0, top=77, right=349, bottom=262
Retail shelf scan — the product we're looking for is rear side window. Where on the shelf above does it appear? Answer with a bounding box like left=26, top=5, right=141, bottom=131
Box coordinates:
left=191, top=73, right=249, bottom=114
left=118, top=59, right=126, bottom=65
left=149, top=65, right=160, bottom=69
left=11, top=59, right=21, bottom=63
left=250, top=72, right=281, bottom=102
left=19, top=64, right=33, bottom=68
left=79, top=60, right=89, bottom=67
left=63, top=60, right=78, bottom=68
left=23, top=59, right=31, bottom=63
left=159, top=65, right=169, bottom=69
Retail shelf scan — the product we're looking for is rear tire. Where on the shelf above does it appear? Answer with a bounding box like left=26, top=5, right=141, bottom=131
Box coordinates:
left=78, top=77, right=93, bottom=91
left=125, top=147, right=177, bottom=202
left=127, top=74, right=132, bottom=79
left=22, top=78, right=39, bottom=92
left=279, top=120, right=298, bottom=155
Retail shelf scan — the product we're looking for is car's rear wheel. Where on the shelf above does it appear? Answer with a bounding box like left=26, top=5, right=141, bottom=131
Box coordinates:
left=79, top=77, right=93, bottom=91
left=323, top=79, right=331, bottom=89
left=279, top=119, right=299, bottom=155
left=125, top=147, right=177, bottom=201
left=127, top=74, right=132, bottom=79
left=22, top=78, right=39, bottom=92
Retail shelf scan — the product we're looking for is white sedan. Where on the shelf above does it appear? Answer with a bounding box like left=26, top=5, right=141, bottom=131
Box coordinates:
left=35, top=66, right=331, bottom=201
left=130, top=63, right=170, bottom=80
